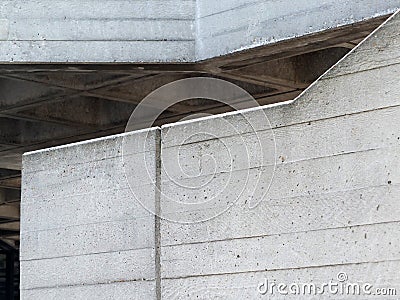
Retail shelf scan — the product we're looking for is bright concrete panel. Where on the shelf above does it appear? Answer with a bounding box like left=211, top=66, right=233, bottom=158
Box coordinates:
left=20, top=128, right=161, bottom=297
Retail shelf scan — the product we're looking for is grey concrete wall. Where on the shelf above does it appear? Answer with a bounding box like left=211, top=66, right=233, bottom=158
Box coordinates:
left=0, top=0, right=399, bottom=62
left=20, top=128, right=161, bottom=299
left=0, top=0, right=196, bottom=62
left=20, top=9, right=400, bottom=300
left=196, top=0, right=400, bottom=60
left=160, top=10, right=400, bottom=298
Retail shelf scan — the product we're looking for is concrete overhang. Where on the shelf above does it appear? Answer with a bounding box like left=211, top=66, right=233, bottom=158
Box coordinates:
left=0, top=0, right=398, bottom=63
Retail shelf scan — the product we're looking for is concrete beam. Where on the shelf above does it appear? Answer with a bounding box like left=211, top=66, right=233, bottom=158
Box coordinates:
left=0, top=204, right=19, bottom=220
left=0, top=221, right=19, bottom=231
left=224, top=47, right=350, bottom=90
left=0, top=77, right=68, bottom=112
left=0, top=188, right=20, bottom=204
left=0, top=1, right=398, bottom=63
left=0, top=169, right=19, bottom=179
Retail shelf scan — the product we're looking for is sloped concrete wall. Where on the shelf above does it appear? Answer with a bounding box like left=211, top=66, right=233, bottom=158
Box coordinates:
left=161, top=10, right=400, bottom=298
left=20, top=129, right=161, bottom=299
left=20, top=10, right=400, bottom=300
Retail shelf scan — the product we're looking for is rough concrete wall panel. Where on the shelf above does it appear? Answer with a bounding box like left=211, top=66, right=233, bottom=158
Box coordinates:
left=0, top=1, right=196, bottom=20
left=160, top=145, right=400, bottom=225
left=8, top=19, right=194, bottom=41
left=162, top=260, right=400, bottom=299
left=21, top=216, right=155, bottom=260
left=21, top=281, right=156, bottom=300
left=20, top=248, right=155, bottom=289
left=21, top=186, right=155, bottom=232
left=20, top=128, right=160, bottom=296
left=161, top=222, right=400, bottom=278
left=162, top=106, right=400, bottom=179
left=0, top=40, right=195, bottom=63
left=160, top=11, right=400, bottom=297
left=22, top=151, right=156, bottom=199
left=23, top=129, right=159, bottom=173
left=161, top=185, right=400, bottom=246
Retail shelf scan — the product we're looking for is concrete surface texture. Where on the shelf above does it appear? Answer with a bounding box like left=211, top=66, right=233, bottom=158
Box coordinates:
left=160, top=10, right=400, bottom=298
left=0, top=0, right=399, bottom=62
left=21, top=9, right=400, bottom=300
left=2, top=2, right=393, bottom=253
left=20, top=129, right=161, bottom=299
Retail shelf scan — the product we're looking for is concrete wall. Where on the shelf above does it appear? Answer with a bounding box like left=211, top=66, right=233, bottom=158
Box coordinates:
left=162, top=10, right=400, bottom=298
left=0, top=0, right=196, bottom=62
left=20, top=128, right=161, bottom=299
left=0, top=0, right=399, bottom=62
left=21, top=10, right=400, bottom=300
left=196, top=0, right=400, bottom=60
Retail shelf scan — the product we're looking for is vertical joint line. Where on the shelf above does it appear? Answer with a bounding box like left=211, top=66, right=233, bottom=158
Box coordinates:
left=154, top=128, right=162, bottom=300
